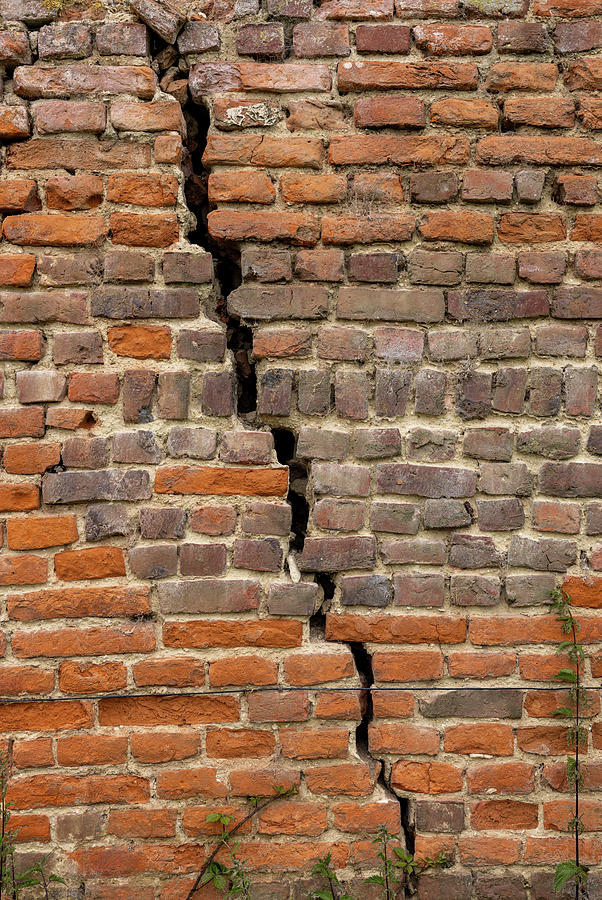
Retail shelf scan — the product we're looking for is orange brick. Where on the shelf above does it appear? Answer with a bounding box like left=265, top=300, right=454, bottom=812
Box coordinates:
left=372, top=649, right=444, bottom=681
left=419, top=210, right=494, bottom=244
left=0, top=483, right=40, bottom=511
left=280, top=173, right=346, bottom=204
left=444, top=724, right=514, bottom=756
left=208, top=170, right=276, bottom=204
left=155, top=465, right=288, bottom=497
left=284, top=650, right=355, bottom=685
left=205, top=728, right=276, bottom=758
left=208, top=655, right=277, bottom=686
left=57, top=735, right=128, bottom=766
left=447, top=651, right=516, bottom=678
left=58, top=661, right=128, bottom=694
left=54, top=546, right=126, bottom=581
left=132, top=657, right=205, bottom=687
left=108, top=808, right=177, bottom=839
left=108, top=325, right=172, bottom=359
left=8, top=774, right=148, bottom=810
left=109, top=212, right=178, bottom=246
left=0, top=254, right=36, bottom=286
left=0, top=555, right=46, bottom=586
left=562, top=575, right=602, bottom=608
left=131, top=732, right=200, bottom=763
left=498, top=213, right=566, bottom=244
left=107, top=174, right=178, bottom=207
left=8, top=585, right=150, bottom=621
left=279, top=728, right=350, bottom=759
left=6, top=514, right=77, bottom=550
left=391, top=761, right=463, bottom=794
left=0, top=666, right=54, bottom=696
left=257, top=800, right=327, bottom=836
left=0, top=700, right=93, bottom=734
left=3, top=213, right=107, bottom=247
left=3, top=441, right=60, bottom=473
left=459, top=835, right=521, bottom=866
left=13, top=738, right=54, bottom=769
left=472, top=765, right=534, bottom=802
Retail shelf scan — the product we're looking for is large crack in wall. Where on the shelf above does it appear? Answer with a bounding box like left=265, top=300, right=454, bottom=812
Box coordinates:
left=163, top=39, right=415, bottom=884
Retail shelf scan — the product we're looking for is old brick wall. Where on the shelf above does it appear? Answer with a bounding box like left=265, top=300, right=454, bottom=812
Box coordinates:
left=1, top=0, right=602, bottom=895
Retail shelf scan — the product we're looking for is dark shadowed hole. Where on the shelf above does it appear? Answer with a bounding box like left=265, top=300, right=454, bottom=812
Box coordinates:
left=273, top=428, right=309, bottom=553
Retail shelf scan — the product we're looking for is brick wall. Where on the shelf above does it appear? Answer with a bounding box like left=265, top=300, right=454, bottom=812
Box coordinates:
left=0, top=0, right=602, bottom=895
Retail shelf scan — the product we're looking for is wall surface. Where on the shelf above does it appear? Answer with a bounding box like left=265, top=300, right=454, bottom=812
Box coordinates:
left=1, top=0, right=602, bottom=895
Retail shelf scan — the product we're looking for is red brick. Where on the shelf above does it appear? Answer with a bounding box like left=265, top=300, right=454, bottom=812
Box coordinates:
left=391, top=761, right=463, bottom=794
left=46, top=175, right=103, bottom=210
left=431, top=98, right=498, bottom=128
left=107, top=174, right=178, bottom=207
left=59, top=661, right=128, bottom=694
left=414, top=24, right=492, bottom=55
left=468, top=762, right=535, bottom=795
left=0, top=255, right=36, bottom=287
left=109, top=212, right=178, bottom=247
left=57, top=735, right=127, bottom=767
left=3, top=213, right=107, bottom=247
left=444, top=724, right=514, bottom=756
left=8, top=585, right=150, bottom=621
left=131, top=732, right=200, bottom=763
left=337, top=60, right=478, bottom=91
left=9, top=774, right=149, bottom=810
left=155, top=465, right=288, bottom=497
left=14, top=65, right=155, bottom=99
left=419, top=210, right=494, bottom=244
left=0, top=481, right=40, bottom=510
left=208, top=170, right=276, bottom=204
left=108, top=325, right=172, bottom=359
left=12, top=625, right=155, bottom=658
left=0, top=556, right=47, bottom=586
left=6, top=514, right=77, bottom=550
left=54, top=546, right=126, bottom=581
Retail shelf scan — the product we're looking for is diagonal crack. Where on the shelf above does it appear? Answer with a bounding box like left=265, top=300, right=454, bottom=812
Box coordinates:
left=174, top=38, right=414, bottom=889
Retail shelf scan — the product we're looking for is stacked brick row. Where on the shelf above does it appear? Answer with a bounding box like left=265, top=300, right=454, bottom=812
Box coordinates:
left=0, top=0, right=602, bottom=895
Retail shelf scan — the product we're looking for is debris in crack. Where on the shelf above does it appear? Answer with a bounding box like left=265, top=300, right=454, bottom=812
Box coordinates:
left=273, top=428, right=309, bottom=553
left=309, top=573, right=334, bottom=639
left=348, top=640, right=373, bottom=759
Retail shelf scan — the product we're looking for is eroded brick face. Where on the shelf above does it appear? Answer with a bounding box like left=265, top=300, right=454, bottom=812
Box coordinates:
left=1, top=0, right=602, bottom=894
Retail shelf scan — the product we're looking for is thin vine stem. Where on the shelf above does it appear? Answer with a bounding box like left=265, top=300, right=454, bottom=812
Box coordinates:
left=571, top=615, right=580, bottom=900
left=185, top=795, right=280, bottom=900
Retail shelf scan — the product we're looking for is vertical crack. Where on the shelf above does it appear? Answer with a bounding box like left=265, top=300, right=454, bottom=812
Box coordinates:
left=180, top=87, right=256, bottom=418
left=349, top=641, right=413, bottom=887
left=173, top=56, right=415, bottom=885
left=272, top=428, right=310, bottom=553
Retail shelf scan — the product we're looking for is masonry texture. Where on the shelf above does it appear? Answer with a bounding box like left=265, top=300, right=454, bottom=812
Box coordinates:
left=1, top=0, right=602, bottom=895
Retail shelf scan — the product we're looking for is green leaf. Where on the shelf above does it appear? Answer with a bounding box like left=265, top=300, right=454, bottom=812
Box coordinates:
left=206, top=813, right=223, bottom=823
left=310, top=890, right=333, bottom=900
left=552, top=707, right=574, bottom=718
left=364, top=875, right=385, bottom=885
left=552, top=669, right=577, bottom=683
left=554, top=860, right=588, bottom=891
left=554, top=861, right=579, bottom=891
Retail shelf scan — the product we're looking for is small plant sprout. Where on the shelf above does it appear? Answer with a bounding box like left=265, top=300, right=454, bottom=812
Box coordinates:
left=0, top=750, right=65, bottom=899
left=188, top=785, right=298, bottom=898
left=364, top=826, right=451, bottom=899
left=308, top=850, right=355, bottom=900
left=550, top=588, right=590, bottom=898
